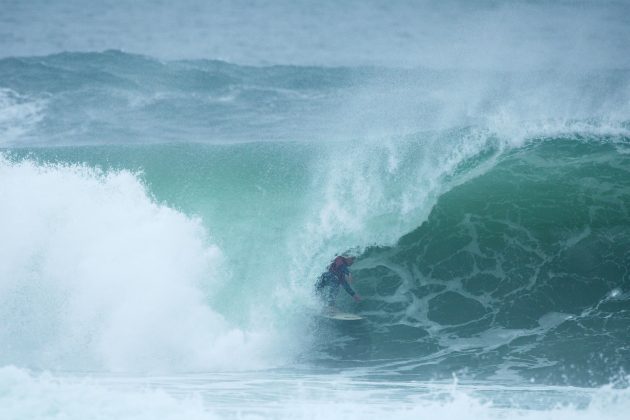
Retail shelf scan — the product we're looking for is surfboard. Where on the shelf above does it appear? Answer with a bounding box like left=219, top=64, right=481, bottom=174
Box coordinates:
left=320, top=310, right=364, bottom=321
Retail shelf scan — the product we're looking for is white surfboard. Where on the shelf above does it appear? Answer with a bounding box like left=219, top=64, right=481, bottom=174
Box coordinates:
left=320, top=310, right=364, bottom=321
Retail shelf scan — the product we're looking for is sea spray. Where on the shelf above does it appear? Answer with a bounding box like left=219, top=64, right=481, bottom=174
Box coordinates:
left=0, top=155, right=278, bottom=372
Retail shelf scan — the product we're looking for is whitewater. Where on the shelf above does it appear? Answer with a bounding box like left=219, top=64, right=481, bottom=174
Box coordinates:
left=1, top=1, right=630, bottom=419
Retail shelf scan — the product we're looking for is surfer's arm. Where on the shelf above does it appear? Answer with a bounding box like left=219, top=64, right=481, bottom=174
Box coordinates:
left=339, top=266, right=360, bottom=300
left=340, top=277, right=361, bottom=301
left=340, top=278, right=355, bottom=296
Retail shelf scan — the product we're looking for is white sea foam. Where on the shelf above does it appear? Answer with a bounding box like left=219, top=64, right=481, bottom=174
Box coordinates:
left=0, top=89, right=45, bottom=144
left=1, top=366, right=630, bottom=420
left=0, top=156, right=277, bottom=372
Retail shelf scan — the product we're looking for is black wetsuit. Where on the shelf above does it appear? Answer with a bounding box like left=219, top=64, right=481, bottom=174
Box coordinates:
left=315, top=263, right=356, bottom=305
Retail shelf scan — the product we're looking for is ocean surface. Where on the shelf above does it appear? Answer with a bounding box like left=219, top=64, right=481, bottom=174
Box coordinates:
left=1, top=1, right=630, bottom=419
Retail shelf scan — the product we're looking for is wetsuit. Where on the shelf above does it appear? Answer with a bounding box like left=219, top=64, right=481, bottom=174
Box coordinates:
left=315, top=262, right=356, bottom=306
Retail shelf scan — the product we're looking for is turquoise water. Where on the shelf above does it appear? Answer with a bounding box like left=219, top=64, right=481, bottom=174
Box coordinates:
left=2, top=1, right=630, bottom=418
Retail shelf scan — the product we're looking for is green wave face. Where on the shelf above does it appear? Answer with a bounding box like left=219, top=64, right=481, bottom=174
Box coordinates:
left=3, top=136, right=629, bottom=385
left=353, top=139, right=630, bottom=385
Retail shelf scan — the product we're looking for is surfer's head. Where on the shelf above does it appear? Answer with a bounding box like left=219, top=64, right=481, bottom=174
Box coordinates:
left=344, top=256, right=356, bottom=266
left=329, top=255, right=355, bottom=271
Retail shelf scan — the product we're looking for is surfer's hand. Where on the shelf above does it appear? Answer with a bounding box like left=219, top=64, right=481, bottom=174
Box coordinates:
left=353, top=294, right=361, bottom=302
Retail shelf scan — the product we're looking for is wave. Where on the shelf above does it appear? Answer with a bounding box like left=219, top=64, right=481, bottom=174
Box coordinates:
left=2, top=132, right=629, bottom=385
left=342, top=138, right=630, bottom=386
left=1, top=52, right=630, bottom=385
left=1, top=51, right=629, bottom=146
left=0, top=155, right=278, bottom=372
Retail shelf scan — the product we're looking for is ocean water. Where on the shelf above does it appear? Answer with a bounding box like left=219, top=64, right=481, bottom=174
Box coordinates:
left=1, top=1, right=630, bottom=419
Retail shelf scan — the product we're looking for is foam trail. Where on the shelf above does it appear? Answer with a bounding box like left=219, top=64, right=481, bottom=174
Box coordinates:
left=0, top=155, right=276, bottom=372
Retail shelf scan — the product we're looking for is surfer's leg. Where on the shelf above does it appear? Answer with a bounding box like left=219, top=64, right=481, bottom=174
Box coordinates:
left=315, top=274, right=331, bottom=302
left=326, top=283, right=340, bottom=308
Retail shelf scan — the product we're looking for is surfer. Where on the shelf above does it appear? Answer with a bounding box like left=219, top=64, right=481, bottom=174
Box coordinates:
left=315, top=256, right=361, bottom=310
